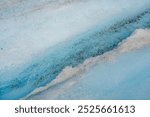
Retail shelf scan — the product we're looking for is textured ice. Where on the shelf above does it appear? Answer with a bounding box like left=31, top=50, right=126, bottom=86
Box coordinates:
left=0, top=0, right=150, bottom=99
left=1, top=0, right=150, bottom=72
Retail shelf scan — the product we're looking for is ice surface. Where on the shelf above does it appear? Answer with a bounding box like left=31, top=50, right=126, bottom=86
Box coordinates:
left=0, top=0, right=150, bottom=99
left=1, top=0, right=150, bottom=72
left=27, top=29, right=150, bottom=100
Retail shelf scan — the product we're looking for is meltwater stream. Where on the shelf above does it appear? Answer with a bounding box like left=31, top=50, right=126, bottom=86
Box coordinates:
left=0, top=0, right=150, bottom=99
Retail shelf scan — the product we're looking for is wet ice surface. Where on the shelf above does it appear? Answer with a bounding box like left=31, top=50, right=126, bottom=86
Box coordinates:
left=0, top=0, right=150, bottom=99
left=27, top=29, right=150, bottom=100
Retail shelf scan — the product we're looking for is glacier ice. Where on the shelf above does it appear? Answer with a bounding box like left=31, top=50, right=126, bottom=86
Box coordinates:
left=0, top=0, right=150, bottom=99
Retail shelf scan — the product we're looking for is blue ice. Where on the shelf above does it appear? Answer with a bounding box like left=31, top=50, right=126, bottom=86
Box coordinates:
left=0, top=0, right=150, bottom=99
